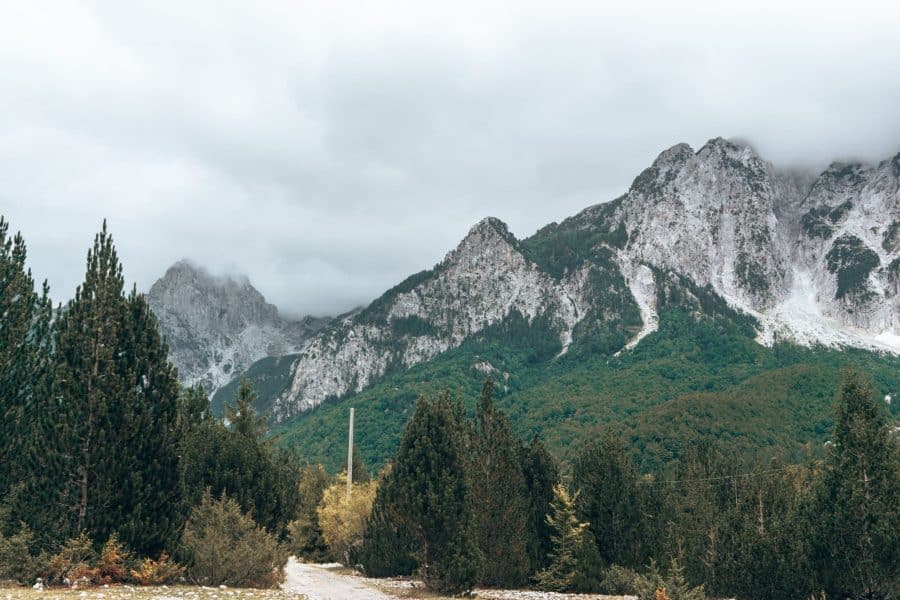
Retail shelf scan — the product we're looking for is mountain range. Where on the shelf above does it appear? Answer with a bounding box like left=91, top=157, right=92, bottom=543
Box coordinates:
left=147, top=137, right=900, bottom=470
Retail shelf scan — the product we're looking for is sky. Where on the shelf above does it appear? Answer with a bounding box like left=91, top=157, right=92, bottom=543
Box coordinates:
left=2, top=1, right=900, bottom=317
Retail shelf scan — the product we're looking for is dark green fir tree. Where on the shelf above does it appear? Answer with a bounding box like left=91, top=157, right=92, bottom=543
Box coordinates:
left=470, top=379, right=532, bottom=586
left=387, top=391, right=478, bottom=594
left=520, top=435, right=559, bottom=574
left=227, top=378, right=266, bottom=439
left=0, top=216, right=53, bottom=533
left=573, top=431, right=647, bottom=569
left=811, top=369, right=899, bottom=598
left=49, top=221, right=182, bottom=555
left=181, top=378, right=300, bottom=537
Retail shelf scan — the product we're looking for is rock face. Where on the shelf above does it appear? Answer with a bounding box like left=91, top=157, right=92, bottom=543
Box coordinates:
left=275, top=217, right=619, bottom=421
left=147, top=260, right=328, bottom=397
left=265, top=137, right=900, bottom=423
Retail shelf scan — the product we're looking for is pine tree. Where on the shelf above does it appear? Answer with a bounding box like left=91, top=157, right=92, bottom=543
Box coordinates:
left=811, top=369, right=899, bottom=598
left=289, top=464, right=331, bottom=561
left=386, top=392, right=478, bottom=594
left=353, top=470, right=418, bottom=577
left=226, top=378, right=266, bottom=439
left=0, top=217, right=53, bottom=518
left=180, top=380, right=300, bottom=537
left=469, top=380, right=531, bottom=586
left=573, top=432, right=647, bottom=568
left=535, top=483, right=590, bottom=592
left=520, top=435, right=559, bottom=574
left=49, top=222, right=182, bottom=555
left=350, top=446, right=370, bottom=483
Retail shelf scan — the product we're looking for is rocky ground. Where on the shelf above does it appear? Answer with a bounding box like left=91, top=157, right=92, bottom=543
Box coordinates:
left=0, top=586, right=301, bottom=599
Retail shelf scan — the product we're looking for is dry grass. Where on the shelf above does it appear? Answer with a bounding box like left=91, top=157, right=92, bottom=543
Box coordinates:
left=0, top=585, right=305, bottom=599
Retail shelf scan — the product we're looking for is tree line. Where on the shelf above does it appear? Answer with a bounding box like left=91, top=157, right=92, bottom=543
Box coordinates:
left=326, top=377, right=897, bottom=598
left=0, top=218, right=298, bottom=586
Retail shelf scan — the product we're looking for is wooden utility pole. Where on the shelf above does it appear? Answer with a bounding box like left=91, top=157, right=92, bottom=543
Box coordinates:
left=346, top=407, right=355, bottom=498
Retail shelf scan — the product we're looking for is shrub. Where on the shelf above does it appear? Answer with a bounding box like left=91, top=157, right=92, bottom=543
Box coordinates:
left=600, top=564, right=643, bottom=595
left=44, top=533, right=96, bottom=585
left=0, top=524, right=43, bottom=584
left=95, top=534, right=131, bottom=584
left=316, top=474, right=377, bottom=563
left=130, top=553, right=184, bottom=585
left=633, top=560, right=706, bottom=600
left=181, top=490, right=288, bottom=588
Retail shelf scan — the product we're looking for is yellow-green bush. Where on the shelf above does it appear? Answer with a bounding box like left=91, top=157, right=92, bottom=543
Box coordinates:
left=181, top=490, right=287, bottom=588
left=316, top=474, right=377, bottom=564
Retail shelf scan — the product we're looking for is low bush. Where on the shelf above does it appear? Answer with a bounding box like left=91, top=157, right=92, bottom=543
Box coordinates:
left=181, top=490, right=288, bottom=588
left=600, top=564, right=642, bottom=595
left=95, top=534, right=131, bottom=584
left=633, top=560, right=706, bottom=600
left=44, top=533, right=96, bottom=586
left=0, top=524, right=43, bottom=584
left=316, top=475, right=377, bottom=564
left=129, top=552, right=184, bottom=585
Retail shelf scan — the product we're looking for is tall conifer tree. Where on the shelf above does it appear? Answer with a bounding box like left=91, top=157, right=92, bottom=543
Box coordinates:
left=573, top=432, right=647, bottom=569
left=470, top=380, right=531, bottom=586
left=227, top=378, right=266, bottom=439
left=812, top=370, right=899, bottom=598
left=50, top=222, right=182, bottom=555
left=520, top=435, right=559, bottom=574
left=388, top=392, right=478, bottom=594
left=0, top=217, right=53, bottom=528
left=534, top=483, right=590, bottom=592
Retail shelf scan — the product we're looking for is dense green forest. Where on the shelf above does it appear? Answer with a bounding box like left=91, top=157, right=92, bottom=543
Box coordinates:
left=348, top=374, right=899, bottom=598
left=274, top=304, right=900, bottom=474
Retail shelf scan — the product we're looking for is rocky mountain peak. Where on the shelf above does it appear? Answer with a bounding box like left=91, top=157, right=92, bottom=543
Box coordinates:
left=147, top=260, right=328, bottom=396
left=650, top=142, right=695, bottom=170
left=444, top=216, right=520, bottom=267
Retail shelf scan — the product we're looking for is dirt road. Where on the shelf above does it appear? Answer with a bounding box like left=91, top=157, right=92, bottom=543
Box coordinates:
left=282, top=559, right=637, bottom=600
left=282, top=559, right=395, bottom=600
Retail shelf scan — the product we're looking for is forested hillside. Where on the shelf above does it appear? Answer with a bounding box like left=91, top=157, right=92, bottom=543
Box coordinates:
left=275, top=286, right=900, bottom=473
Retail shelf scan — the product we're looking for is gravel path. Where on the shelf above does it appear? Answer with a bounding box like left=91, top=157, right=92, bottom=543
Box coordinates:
left=282, top=559, right=395, bottom=600
left=282, top=559, right=637, bottom=600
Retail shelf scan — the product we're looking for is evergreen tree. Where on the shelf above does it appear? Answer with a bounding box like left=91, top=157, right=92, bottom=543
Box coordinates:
left=573, top=432, right=647, bottom=568
left=535, top=483, right=590, bottom=592
left=0, top=217, right=53, bottom=518
left=520, top=435, right=559, bottom=574
left=350, top=446, right=370, bottom=483
left=181, top=380, right=300, bottom=537
left=811, top=370, right=899, bottom=598
left=49, top=222, right=182, bottom=555
left=354, top=472, right=418, bottom=577
left=226, top=378, right=266, bottom=439
left=469, top=380, right=531, bottom=586
left=659, top=439, right=741, bottom=589
left=384, top=392, right=478, bottom=594
left=178, top=385, right=211, bottom=434
left=288, top=464, right=331, bottom=561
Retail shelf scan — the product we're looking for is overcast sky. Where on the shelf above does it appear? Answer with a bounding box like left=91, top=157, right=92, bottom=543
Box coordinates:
left=2, top=1, right=900, bottom=317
